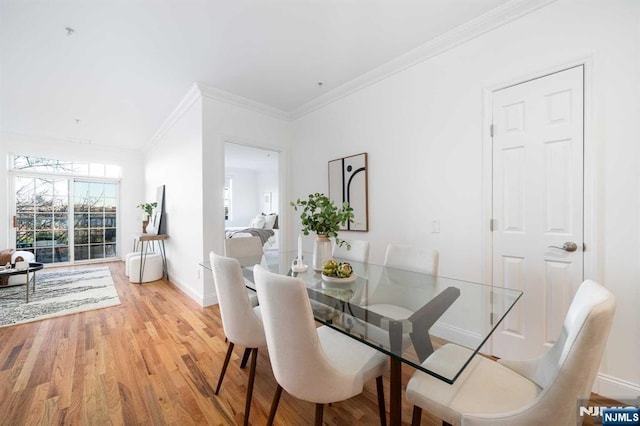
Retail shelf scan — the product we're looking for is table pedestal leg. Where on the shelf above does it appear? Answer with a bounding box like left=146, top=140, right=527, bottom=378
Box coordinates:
left=390, top=356, right=401, bottom=426
left=388, top=319, right=404, bottom=426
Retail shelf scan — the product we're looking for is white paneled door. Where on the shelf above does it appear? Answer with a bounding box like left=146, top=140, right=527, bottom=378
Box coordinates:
left=491, top=66, right=584, bottom=359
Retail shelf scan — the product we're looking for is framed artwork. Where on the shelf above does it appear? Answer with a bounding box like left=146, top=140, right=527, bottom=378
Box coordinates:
left=147, top=185, right=165, bottom=235
left=328, top=152, right=368, bottom=231
left=263, top=192, right=272, bottom=212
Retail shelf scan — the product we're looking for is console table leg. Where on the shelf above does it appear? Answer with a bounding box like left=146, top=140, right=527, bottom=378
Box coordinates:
left=25, top=271, right=30, bottom=303
left=160, top=240, right=168, bottom=280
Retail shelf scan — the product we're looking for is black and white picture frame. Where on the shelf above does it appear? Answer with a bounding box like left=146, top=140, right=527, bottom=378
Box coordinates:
left=263, top=192, right=272, bottom=212
left=328, top=152, right=368, bottom=231
left=146, top=185, right=165, bottom=235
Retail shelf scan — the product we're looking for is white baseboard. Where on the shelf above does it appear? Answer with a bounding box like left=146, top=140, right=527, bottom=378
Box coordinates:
left=170, top=276, right=206, bottom=306
left=430, top=321, right=482, bottom=349
left=202, top=291, right=218, bottom=307
left=593, top=373, right=640, bottom=400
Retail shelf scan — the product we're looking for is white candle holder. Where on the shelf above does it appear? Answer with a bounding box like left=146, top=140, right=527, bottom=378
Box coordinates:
left=291, top=257, right=308, bottom=273
left=292, top=264, right=308, bottom=273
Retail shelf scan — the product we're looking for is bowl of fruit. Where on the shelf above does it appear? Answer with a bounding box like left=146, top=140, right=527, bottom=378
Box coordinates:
left=321, top=259, right=357, bottom=283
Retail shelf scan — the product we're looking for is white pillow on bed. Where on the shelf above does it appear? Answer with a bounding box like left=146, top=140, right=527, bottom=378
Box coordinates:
left=263, top=214, right=278, bottom=229
left=249, top=215, right=266, bottom=228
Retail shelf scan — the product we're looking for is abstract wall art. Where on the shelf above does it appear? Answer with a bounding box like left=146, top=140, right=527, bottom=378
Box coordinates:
left=328, top=152, right=368, bottom=231
left=146, top=185, right=165, bottom=235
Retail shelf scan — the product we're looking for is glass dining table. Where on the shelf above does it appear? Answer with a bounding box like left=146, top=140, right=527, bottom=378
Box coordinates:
left=201, top=250, right=522, bottom=426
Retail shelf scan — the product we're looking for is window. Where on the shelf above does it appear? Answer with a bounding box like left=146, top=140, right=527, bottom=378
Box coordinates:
left=10, top=155, right=120, bottom=264
left=73, top=181, right=118, bottom=261
left=12, top=155, right=121, bottom=178
left=15, top=177, right=69, bottom=263
left=224, top=177, right=232, bottom=221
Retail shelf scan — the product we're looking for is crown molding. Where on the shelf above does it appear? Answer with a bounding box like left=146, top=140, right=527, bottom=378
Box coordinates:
left=147, top=0, right=556, bottom=131
left=196, top=82, right=291, bottom=121
left=148, top=82, right=291, bottom=147
left=149, top=83, right=202, bottom=147
left=290, top=0, right=557, bottom=119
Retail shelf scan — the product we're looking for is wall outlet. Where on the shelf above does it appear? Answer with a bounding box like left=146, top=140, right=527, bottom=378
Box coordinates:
left=431, top=220, right=440, bottom=233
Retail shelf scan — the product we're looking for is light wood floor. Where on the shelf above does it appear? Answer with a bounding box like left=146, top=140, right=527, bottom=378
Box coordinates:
left=0, top=261, right=617, bottom=425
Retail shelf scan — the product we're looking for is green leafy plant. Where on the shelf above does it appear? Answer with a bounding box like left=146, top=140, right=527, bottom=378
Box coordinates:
left=137, top=202, right=157, bottom=216
left=291, top=193, right=354, bottom=247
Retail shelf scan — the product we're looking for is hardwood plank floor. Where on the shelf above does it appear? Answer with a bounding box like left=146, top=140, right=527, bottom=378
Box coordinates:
left=0, top=261, right=618, bottom=425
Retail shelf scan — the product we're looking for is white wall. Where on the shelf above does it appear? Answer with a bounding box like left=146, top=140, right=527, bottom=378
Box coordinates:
left=257, top=169, right=279, bottom=214
left=144, top=85, right=290, bottom=306
left=0, top=135, right=144, bottom=259
left=289, top=0, right=640, bottom=398
left=225, top=168, right=259, bottom=227
left=201, top=92, right=291, bottom=305
left=224, top=167, right=279, bottom=227
left=145, top=95, right=204, bottom=303
left=225, top=168, right=280, bottom=227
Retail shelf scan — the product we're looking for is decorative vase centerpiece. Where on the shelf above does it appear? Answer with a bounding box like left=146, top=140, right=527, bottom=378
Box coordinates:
left=291, top=193, right=354, bottom=271
left=137, top=201, right=157, bottom=233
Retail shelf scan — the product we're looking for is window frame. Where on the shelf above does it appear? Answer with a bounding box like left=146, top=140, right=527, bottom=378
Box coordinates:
left=8, top=155, right=121, bottom=266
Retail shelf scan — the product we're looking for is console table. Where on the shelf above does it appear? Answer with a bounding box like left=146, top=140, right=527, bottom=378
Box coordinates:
left=132, top=234, right=168, bottom=282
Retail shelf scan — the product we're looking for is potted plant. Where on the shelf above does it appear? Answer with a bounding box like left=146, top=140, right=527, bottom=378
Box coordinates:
left=291, top=193, right=354, bottom=270
left=137, top=202, right=157, bottom=233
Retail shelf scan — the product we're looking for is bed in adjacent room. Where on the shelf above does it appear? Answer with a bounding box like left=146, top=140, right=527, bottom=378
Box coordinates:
left=225, top=213, right=279, bottom=249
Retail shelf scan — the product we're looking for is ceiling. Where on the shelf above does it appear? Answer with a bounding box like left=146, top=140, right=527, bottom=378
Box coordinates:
left=0, top=0, right=514, bottom=150
left=225, top=142, right=278, bottom=172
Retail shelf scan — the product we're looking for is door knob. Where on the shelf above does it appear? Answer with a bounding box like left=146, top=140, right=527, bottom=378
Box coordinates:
left=548, top=242, right=578, bottom=252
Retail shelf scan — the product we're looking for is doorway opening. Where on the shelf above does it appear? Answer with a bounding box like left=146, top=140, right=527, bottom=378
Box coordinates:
left=224, top=143, right=281, bottom=250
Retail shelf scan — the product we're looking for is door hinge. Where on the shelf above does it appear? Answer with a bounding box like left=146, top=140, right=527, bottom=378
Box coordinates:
left=12, top=215, right=17, bottom=228
left=490, top=312, right=497, bottom=327
left=489, top=218, right=495, bottom=231
left=490, top=123, right=494, bottom=137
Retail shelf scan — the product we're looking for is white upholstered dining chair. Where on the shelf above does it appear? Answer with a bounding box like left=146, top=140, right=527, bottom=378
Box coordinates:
left=363, top=243, right=440, bottom=317
left=338, top=244, right=449, bottom=360
left=406, top=280, right=616, bottom=426
left=363, top=244, right=440, bottom=312
left=209, top=252, right=267, bottom=426
left=224, top=236, right=263, bottom=307
left=332, top=239, right=370, bottom=263
left=253, top=264, right=389, bottom=426
left=384, top=244, right=439, bottom=276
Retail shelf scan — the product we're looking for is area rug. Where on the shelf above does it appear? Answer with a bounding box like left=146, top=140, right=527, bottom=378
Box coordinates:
left=0, top=267, right=121, bottom=328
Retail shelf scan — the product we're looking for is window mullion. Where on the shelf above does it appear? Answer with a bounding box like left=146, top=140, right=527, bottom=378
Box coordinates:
left=69, top=178, right=75, bottom=263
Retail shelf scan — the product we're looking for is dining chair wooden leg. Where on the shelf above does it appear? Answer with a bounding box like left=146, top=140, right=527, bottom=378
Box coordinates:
left=240, top=347, right=252, bottom=369
left=242, top=348, right=259, bottom=426
left=314, top=403, right=324, bottom=426
left=267, top=384, right=283, bottom=426
left=411, top=405, right=422, bottom=426
left=376, top=376, right=387, bottom=426
left=215, top=342, right=234, bottom=395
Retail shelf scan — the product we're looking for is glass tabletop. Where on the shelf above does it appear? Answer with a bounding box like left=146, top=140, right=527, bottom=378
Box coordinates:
left=201, top=250, right=522, bottom=384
